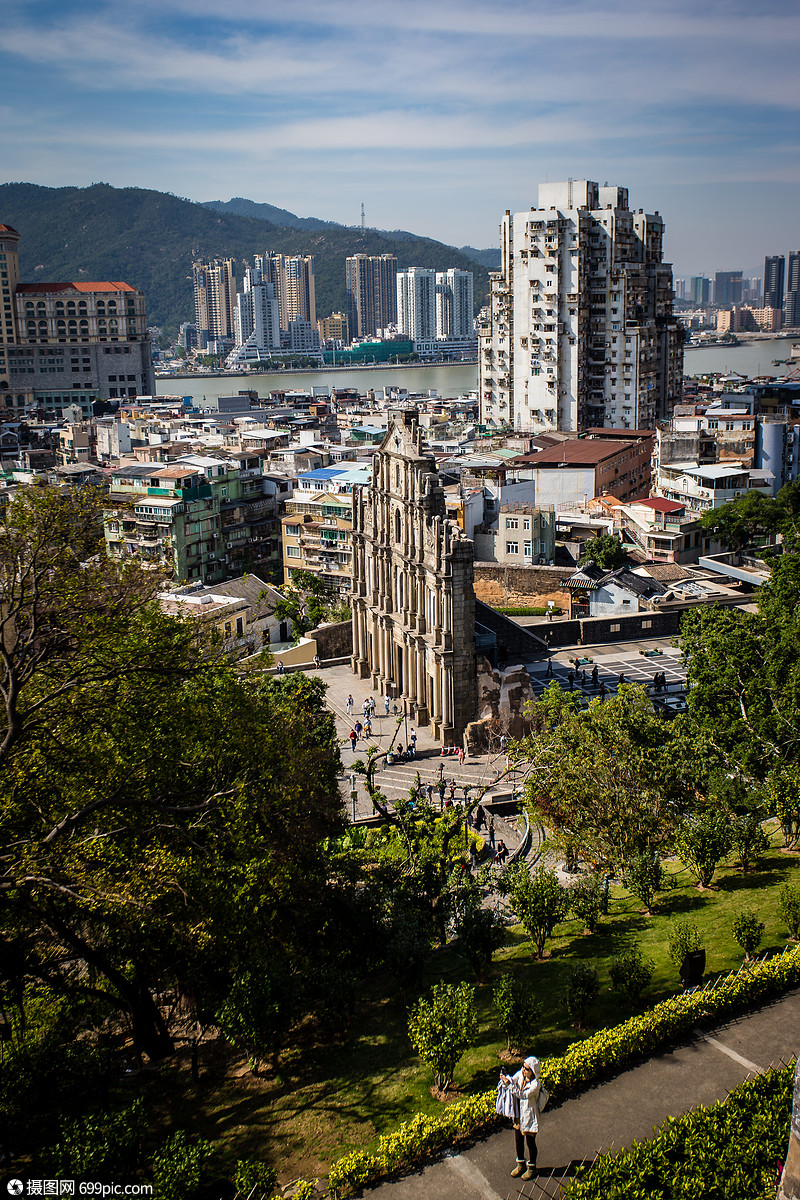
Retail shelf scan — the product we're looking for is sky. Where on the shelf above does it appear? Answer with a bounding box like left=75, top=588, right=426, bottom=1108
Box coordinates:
left=3, top=0, right=799, bottom=280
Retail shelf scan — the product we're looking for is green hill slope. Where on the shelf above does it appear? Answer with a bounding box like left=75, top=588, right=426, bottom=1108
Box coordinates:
left=0, top=183, right=491, bottom=337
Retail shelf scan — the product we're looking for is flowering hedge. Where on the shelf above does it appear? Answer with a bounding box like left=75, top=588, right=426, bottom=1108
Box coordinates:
left=565, top=1062, right=793, bottom=1198
left=305, top=945, right=800, bottom=1198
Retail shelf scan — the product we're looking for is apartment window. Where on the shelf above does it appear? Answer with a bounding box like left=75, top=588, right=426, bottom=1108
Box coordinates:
left=505, top=518, right=519, bottom=530
left=610, top=623, right=621, bottom=632
left=506, top=541, right=519, bottom=554
left=641, top=619, right=653, bottom=629
left=286, top=546, right=300, bottom=557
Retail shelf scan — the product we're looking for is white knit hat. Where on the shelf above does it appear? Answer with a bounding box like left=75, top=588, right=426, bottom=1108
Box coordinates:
left=524, top=1056, right=540, bottom=1075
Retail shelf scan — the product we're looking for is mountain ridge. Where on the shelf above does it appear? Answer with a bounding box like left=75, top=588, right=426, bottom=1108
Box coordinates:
left=0, top=182, right=495, bottom=335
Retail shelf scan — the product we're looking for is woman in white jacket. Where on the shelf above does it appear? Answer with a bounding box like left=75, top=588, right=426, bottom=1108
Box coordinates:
left=500, top=1055, right=541, bottom=1180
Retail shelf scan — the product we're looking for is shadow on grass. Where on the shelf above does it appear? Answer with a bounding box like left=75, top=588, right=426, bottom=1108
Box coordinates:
left=657, top=890, right=707, bottom=915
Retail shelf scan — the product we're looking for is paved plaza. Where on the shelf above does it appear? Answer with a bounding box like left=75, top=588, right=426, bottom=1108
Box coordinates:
left=317, top=661, right=520, bottom=822
left=306, top=634, right=689, bottom=822
left=527, top=636, right=687, bottom=703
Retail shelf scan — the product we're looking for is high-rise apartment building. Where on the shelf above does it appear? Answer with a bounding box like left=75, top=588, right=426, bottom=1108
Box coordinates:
left=763, top=258, right=784, bottom=310
left=479, top=180, right=682, bottom=432
left=345, top=254, right=397, bottom=339
left=257, top=253, right=315, bottom=331
left=1, top=223, right=154, bottom=420
left=227, top=266, right=281, bottom=367
left=396, top=268, right=438, bottom=340
left=786, top=252, right=800, bottom=328
left=192, top=258, right=237, bottom=350
left=714, top=271, right=743, bottom=307
left=690, top=276, right=711, bottom=305
left=435, top=269, right=474, bottom=339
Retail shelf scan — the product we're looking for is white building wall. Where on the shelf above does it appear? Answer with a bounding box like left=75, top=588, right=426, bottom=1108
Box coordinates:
left=531, top=465, right=596, bottom=508
left=480, top=180, right=680, bottom=434
left=436, top=269, right=474, bottom=339
left=589, top=581, right=641, bottom=616
left=397, top=268, right=437, bottom=340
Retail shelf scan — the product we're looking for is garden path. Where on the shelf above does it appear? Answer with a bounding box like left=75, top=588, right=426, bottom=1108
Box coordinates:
left=360, top=987, right=800, bottom=1199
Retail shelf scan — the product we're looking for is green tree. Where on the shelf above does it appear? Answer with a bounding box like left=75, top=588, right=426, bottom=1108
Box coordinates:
left=565, top=963, right=599, bottom=1029
left=500, top=863, right=570, bottom=959
left=674, top=809, right=733, bottom=888
left=668, top=918, right=702, bottom=969
left=778, top=883, right=800, bottom=940
left=0, top=489, right=348, bottom=1066
left=732, top=910, right=765, bottom=961
left=493, top=975, right=541, bottom=1055
left=698, top=488, right=780, bottom=553
left=151, top=1130, right=214, bottom=1200
left=680, top=551, right=800, bottom=785
left=517, top=684, right=690, bottom=870
left=449, top=876, right=505, bottom=978
left=729, top=813, right=770, bottom=874
left=767, top=765, right=800, bottom=849
left=407, top=982, right=478, bottom=1093
left=622, top=850, right=665, bottom=915
left=609, top=947, right=654, bottom=1005
left=273, top=569, right=340, bottom=641
left=570, top=873, right=604, bottom=933
left=578, top=533, right=627, bottom=570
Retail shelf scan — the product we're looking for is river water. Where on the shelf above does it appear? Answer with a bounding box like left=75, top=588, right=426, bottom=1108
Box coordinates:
left=157, top=339, right=798, bottom=404
left=157, top=363, right=479, bottom=404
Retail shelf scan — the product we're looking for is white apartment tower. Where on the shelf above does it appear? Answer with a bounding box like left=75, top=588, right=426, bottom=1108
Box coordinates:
left=479, top=180, right=682, bottom=432
left=436, top=269, right=474, bottom=339
left=396, top=268, right=437, bottom=340
left=227, top=267, right=281, bottom=367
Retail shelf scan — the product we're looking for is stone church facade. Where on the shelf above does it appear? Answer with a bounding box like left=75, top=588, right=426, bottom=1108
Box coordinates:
left=351, top=408, right=477, bottom=743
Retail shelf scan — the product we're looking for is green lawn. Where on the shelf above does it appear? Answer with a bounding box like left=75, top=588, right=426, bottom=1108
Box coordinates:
left=137, top=822, right=800, bottom=1186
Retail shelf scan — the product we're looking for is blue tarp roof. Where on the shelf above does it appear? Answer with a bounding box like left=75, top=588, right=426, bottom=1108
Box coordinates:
left=301, top=467, right=344, bottom=480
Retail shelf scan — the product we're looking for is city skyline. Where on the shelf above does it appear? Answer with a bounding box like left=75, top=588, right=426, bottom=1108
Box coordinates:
left=2, top=0, right=798, bottom=278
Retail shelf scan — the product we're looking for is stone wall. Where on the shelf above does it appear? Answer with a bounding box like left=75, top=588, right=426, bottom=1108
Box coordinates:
left=473, top=562, right=571, bottom=609
left=475, top=600, right=548, bottom=660
left=311, top=619, right=353, bottom=660
left=519, top=595, right=752, bottom=648
left=465, top=659, right=535, bottom=752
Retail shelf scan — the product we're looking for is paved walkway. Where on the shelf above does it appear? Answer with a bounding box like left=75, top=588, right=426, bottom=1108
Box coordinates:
left=314, top=662, right=527, bottom=824
left=311, top=639, right=687, bottom=823
left=303, top=654, right=795, bottom=1197
left=362, top=988, right=800, bottom=1199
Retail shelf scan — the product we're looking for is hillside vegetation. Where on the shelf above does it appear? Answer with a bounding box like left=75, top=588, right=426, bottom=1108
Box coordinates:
left=0, top=182, right=492, bottom=336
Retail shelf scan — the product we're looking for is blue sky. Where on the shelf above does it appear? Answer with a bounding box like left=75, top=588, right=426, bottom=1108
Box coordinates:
left=3, top=0, right=799, bottom=278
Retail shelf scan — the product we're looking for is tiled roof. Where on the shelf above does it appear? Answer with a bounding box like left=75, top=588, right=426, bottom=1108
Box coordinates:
left=16, top=281, right=138, bottom=294
left=512, top=439, right=633, bottom=466
left=637, top=497, right=685, bottom=513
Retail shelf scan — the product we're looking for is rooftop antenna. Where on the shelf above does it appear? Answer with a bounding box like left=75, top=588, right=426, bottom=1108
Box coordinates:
left=361, top=203, right=365, bottom=235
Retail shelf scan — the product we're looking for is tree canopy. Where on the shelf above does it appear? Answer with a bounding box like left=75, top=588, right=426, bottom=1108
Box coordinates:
left=698, top=480, right=800, bottom=554
left=0, top=487, right=347, bottom=1066
left=578, top=533, right=627, bottom=570
left=515, top=682, right=694, bottom=870
left=680, top=548, right=800, bottom=782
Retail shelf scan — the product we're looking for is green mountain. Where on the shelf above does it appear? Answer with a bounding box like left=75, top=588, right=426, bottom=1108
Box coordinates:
left=203, top=198, right=501, bottom=269
left=203, top=196, right=344, bottom=233
left=0, top=182, right=492, bottom=337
